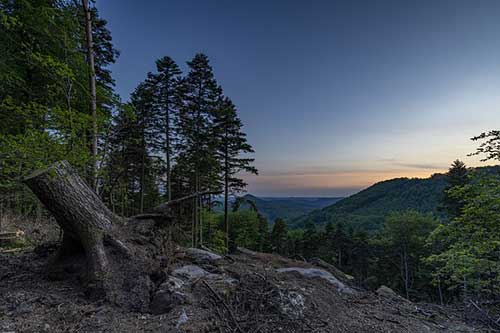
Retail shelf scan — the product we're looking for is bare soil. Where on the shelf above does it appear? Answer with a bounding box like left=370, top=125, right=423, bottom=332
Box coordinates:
left=0, top=242, right=484, bottom=332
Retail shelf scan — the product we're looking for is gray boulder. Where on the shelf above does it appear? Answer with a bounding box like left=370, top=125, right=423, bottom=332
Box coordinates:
left=376, top=285, right=408, bottom=301
left=173, top=265, right=210, bottom=280
left=277, top=267, right=355, bottom=295
left=185, top=248, right=222, bottom=263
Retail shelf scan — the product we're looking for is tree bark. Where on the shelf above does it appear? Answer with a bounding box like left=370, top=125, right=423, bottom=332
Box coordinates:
left=23, top=161, right=220, bottom=310
left=24, top=161, right=122, bottom=291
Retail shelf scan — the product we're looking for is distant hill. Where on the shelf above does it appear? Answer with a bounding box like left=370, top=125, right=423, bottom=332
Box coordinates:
left=291, top=174, right=448, bottom=232
left=291, top=165, right=500, bottom=232
left=239, top=194, right=343, bottom=223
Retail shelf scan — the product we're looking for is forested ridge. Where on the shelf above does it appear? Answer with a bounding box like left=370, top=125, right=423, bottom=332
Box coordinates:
left=292, top=165, right=500, bottom=232
left=291, top=174, right=449, bottom=231
left=231, top=194, right=343, bottom=223
left=0, top=1, right=499, bottom=331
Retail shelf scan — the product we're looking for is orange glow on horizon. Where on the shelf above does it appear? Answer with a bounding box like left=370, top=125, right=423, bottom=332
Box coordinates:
left=243, top=168, right=446, bottom=193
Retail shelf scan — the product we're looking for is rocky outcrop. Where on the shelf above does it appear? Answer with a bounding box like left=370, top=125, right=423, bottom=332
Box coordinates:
left=277, top=267, right=355, bottom=295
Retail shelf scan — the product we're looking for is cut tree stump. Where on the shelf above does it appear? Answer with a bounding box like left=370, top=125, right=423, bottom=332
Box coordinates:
left=25, top=161, right=121, bottom=285
left=23, top=160, right=220, bottom=311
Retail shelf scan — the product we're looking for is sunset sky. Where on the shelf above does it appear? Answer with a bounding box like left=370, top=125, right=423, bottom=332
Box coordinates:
left=98, top=0, right=500, bottom=196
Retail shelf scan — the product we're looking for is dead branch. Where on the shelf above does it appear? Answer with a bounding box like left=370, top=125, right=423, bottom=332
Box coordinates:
left=202, top=280, right=243, bottom=333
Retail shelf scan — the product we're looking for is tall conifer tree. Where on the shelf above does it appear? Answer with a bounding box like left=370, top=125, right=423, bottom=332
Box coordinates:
left=154, top=56, right=182, bottom=201
left=176, top=53, right=222, bottom=246
left=213, top=97, right=257, bottom=250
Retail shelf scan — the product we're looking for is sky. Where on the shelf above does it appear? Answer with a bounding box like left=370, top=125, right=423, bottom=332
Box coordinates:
left=97, top=0, right=500, bottom=197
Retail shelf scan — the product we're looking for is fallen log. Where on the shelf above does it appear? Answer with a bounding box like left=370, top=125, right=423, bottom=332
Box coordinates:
left=23, top=160, right=219, bottom=311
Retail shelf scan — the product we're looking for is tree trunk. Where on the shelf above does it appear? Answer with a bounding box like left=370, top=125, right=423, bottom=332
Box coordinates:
left=82, top=0, right=98, bottom=190
left=402, top=249, right=410, bottom=300
left=165, top=99, right=171, bottom=201
left=24, top=161, right=124, bottom=293
left=196, top=196, right=203, bottom=247
left=437, top=275, right=444, bottom=305
left=24, top=161, right=221, bottom=311
left=224, top=149, right=229, bottom=252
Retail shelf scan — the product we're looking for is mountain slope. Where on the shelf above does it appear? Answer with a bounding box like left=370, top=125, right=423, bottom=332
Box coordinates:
left=241, top=194, right=343, bottom=223
left=291, top=174, right=448, bottom=232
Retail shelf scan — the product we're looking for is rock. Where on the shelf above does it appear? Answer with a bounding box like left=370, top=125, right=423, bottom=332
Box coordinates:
left=376, top=285, right=404, bottom=300
left=176, top=309, right=189, bottom=328
left=309, top=258, right=355, bottom=283
left=237, top=247, right=257, bottom=256
left=277, top=267, right=355, bottom=295
left=159, top=276, right=185, bottom=293
left=172, top=264, right=234, bottom=282
left=150, top=291, right=188, bottom=315
left=185, top=248, right=222, bottom=263
left=278, top=291, right=305, bottom=319
left=173, top=265, right=210, bottom=280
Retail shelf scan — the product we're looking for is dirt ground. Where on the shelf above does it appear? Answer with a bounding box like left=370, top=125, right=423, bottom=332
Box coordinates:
left=0, top=239, right=487, bottom=333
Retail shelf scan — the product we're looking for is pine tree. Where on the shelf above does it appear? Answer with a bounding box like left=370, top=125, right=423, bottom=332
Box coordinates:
left=440, top=160, right=468, bottom=220
left=302, top=221, right=319, bottom=259
left=350, top=230, right=370, bottom=283
left=176, top=53, right=222, bottom=247
left=103, top=104, right=139, bottom=215
left=470, top=130, right=500, bottom=162
left=213, top=97, right=257, bottom=250
left=333, top=222, right=348, bottom=268
left=257, top=214, right=269, bottom=252
left=129, top=75, right=162, bottom=213
left=154, top=56, right=182, bottom=201
left=270, top=218, right=288, bottom=255
left=104, top=74, right=162, bottom=215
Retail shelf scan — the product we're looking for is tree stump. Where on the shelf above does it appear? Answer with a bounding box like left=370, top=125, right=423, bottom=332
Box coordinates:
left=24, top=160, right=222, bottom=311
left=24, top=161, right=159, bottom=310
left=25, top=161, right=118, bottom=282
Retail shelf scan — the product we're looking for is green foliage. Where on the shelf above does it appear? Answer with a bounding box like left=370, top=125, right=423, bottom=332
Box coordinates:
left=191, top=209, right=268, bottom=254
left=427, top=171, right=500, bottom=299
left=0, top=0, right=117, bottom=213
left=175, top=53, right=223, bottom=195
left=439, top=160, right=468, bottom=221
left=270, top=218, right=288, bottom=254
left=470, top=130, right=500, bottom=162
left=292, top=175, right=448, bottom=232
left=377, top=210, right=438, bottom=299
left=229, top=210, right=261, bottom=251
left=213, top=98, right=257, bottom=194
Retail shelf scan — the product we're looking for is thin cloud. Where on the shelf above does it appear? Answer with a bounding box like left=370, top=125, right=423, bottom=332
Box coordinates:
left=394, top=162, right=448, bottom=170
